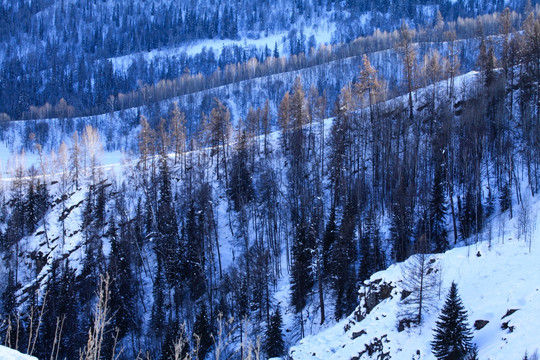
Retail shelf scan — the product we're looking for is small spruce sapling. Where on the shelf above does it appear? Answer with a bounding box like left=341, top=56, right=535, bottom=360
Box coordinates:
left=431, top=282, right=473, bottom=360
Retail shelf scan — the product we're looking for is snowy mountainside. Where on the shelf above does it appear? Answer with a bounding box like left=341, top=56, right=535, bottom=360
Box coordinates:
left=1, top=18, right=539, bottom=354
left=0, top=70, right=480, bottom=297
left=1, top=0, right=516, bottom=121
left=289, top=206, right=540, bottom=359
left=0, top=34, right=483, bottom=160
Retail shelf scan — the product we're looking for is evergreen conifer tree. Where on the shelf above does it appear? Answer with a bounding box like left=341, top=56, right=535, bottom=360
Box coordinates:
left=35, top=180, right=49, bottom=222
left=265, top=306, right=284, bottom=358
left=460, top=187, right=483, bottom=239
left=193, top=304, right=213, bottom=360
left=228, top=131, right=253, bottom=212
left=156, top=156, right=181, bottom=289
left=82, top=188, right=94, bottom=229
left=391, top=175, right=413, bottom=262
left=39, top=260, right=81, bottom=359
left=329, top=200, right=357, bottom=319
left=358, top=232, right=372, bottom=284
left=151, top=260, right=167, bottom=339
left=57, top=261, right=81, bottom=358
left=107, top=219, right=138, bottom=338
left=358, top=209, right=382, bottom=282
left=182, top=201, right=206, bottom=301
left=430, top=162, right=448, bottom=253
left=25, top=180, right=38, bottom=233
left=431, top=282, right=473, bottom=360
left=95, top=182, right=107, bottom=228
left=290, top=222, right=314, bottom=313
left=322, top=207, right=337, bottom=274
left=2, top=270, right=17, bottom=318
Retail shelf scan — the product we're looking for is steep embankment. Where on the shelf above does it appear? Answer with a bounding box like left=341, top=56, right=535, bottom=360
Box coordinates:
left=290, top=200, right=540, bottom=359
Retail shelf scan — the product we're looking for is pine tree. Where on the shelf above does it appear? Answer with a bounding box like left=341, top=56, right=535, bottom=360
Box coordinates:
left=477, top=34, right=497, bottom=89
left=329, top=200, right=357, bottom=319
left=38, top=260, right=81, bottom=359
left=521, top=351, right=538, bottom=360
left=79, top=191, right=106, bottom=307
left=236, top=276, right=249, bottom=319
left=25, top=180, right=38, bottom=233
left=156, top=156, right=181, bottom=289
left=290, top=222, right=314, bottom=313
left=460, top=187, right=482, bottom=240
left=70, top=130, right=81, bottom=188
left=358, top=209, right=383, bottom=282
left=193, top=304, right=213, bottom=360
left=430, top=161, right=448, bottom=253
left=35, top=180, right=49, bottom=222
left=57, top=262, right=82, bottom=358
left=37, top=262, right=60, bottom=359
left=1, top=270, right=17, bottom=318
left=151, top=260, right=167, bottom=339
left=95, top=181, right=107, bottom=228
left=322, top=206, right=338, bottom=274
left=431, top=282, right=473, bottom=360
left=82, top=188, right=94, bottom=229
left=228, top=131, right=254, bottom=212
left=358, top=233, right=372, bottom=284
left=107, top=219, right=138, bottom=339
left=265, top=306, right=284, bottom=358
left=390, top=199, right=412, bottom=263
left=182, top=201, right=206, bottom=301
left=499, top=182, right=511, bottom=213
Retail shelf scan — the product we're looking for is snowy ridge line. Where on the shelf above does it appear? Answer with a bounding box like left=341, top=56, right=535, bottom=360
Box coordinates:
left=0, top=69, right=478, bottom=181
left=83, top=32, right=490, bottom=120
left=7, top=33, right=482, bottom=125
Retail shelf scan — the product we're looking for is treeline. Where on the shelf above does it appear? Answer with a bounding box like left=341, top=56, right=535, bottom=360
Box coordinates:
left=2, top=6, right=540, bottom=360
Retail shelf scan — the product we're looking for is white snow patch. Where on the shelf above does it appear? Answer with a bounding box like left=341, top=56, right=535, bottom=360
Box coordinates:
left=0, top=346, right=38, bottom=360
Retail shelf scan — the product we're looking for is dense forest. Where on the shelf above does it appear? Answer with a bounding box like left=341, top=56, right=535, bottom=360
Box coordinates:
left=1, top=1, right=540, bottom=360
left=0, top=0, right=535, bottom=120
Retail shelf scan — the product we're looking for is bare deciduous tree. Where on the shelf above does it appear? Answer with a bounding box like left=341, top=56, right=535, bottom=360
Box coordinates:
left=81, top=125, right=103, bottom=185
left=168, top=102, right=186, bottom=165
left=399, top=236, right=440, bottom=327
left=397, top=22, right=417, bottom=122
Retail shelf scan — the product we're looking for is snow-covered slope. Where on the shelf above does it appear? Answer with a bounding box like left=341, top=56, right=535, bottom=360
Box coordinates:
left=290, top=204, right=540, bottom=359
left=0, top=346, right=37, bottom=360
